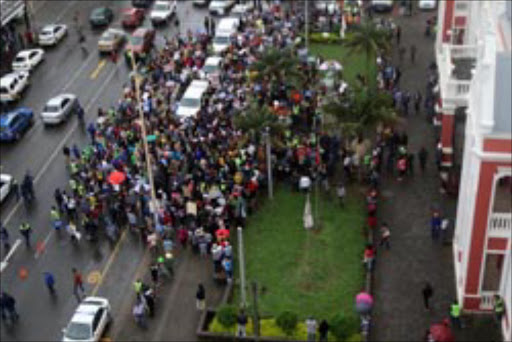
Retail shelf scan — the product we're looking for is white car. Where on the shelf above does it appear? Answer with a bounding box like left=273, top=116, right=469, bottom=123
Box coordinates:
left=0, top=71, right=30, bottom=103
left=62, top=297, right=111, bottom=342
left=0, top=174, right=13, bottom=203
left=41, top=94, right=78, bottom=125
left=209, top=0, right=235, bottom=15
left=418, top=0, right=437, bottom=10
left=38, top=24, right=67, bottom=46
left=11, top=49, right=45, bottom=72
left=150, top=0, right=177, bottom=24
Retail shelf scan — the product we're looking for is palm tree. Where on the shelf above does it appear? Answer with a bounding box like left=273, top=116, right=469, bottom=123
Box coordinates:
left=251, top=47, right=305, bottom=90
left=343, top=21, right=391, bottom=89
left=321, top=87, right=397, bottom=139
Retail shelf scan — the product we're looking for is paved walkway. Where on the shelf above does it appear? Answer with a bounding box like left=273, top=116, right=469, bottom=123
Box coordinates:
left=370, top=6, right=502, bottom=342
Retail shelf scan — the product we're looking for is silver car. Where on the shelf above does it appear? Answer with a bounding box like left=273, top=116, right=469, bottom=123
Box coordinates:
left=41, top=94, right=78, bottom=125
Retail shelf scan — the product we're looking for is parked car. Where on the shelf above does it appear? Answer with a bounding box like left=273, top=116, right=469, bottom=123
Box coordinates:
left=89, top=7, right=114, bottom=28
left=193, top=0, right=210, bottom=7
left=126, top=27, right=155, bottom=54
left=98, top=28, right=126, bottom=53
left=132, top=0, right=153, bottom=8
left=62, top=297, right=111, bottom=342
left=41, top=94, right=78, bottom=125
left=209, top=0, right=235, bottom=15
left=0, top=174, right=13, bottom=203
left=121, top=8, right=145, bottom=28
left=150, top=1, right=177, bottom=25
left=38, top=24, right=67, bottom=46
left=11, top=49, right=45, bottom=72
left=0, top=71, right=29, bottom=103
left=418, top=0, right=437, bottom=10
left=0, top=107, right=34, bottom=142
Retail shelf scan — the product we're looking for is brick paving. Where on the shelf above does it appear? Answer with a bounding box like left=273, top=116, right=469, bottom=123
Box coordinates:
left=369, top=6, right=502, bottom=342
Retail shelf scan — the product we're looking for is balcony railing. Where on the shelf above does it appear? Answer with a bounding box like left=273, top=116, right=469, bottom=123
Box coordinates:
left=489, top=212, right=512, bottom=237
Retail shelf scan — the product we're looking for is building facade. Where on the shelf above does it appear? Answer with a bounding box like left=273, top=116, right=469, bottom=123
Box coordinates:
left=436, top=1, right=512, bottom=341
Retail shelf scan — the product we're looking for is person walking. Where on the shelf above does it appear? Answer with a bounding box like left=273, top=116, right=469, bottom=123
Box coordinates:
left=72, top=268, right=85, bottom=302
left=237, top=309, right=248, bottom=337
left=422, top=282, right=434, bottom=310
left=0, top=223, right=10, bottom=254
left=44, top=271, right=56, bottom=295
left=196, top=283, right=206, bottom=311
left=450, top=299, right=462, bottom=329
left=19, top=222, right=32, bottom=248
left=305, top=316, right=317, bottom=342
left=430, top=211, right=442, bottom=242
left=379, top=223, right=391, bottom=250
left=318, top=319, right=329, bottom=342
left=494, top=294, right=505, bottom=323
left=0, top=292, right=18, bottom=322
left=410, top=44, right=417, bottom=64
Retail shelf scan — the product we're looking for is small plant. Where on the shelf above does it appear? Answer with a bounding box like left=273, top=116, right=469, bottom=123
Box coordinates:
left=216, top=305, right=238, bottom=329
left=276, top=311, right=298, bottom=336
left=330, top=312, right=360, bottom=341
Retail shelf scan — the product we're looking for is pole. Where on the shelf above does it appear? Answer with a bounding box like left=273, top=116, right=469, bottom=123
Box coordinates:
left=129, top=49, right=159, bottom=226
left=265, top=126, right=273, bottom=200
left=252, top=281, right=260, bottom=340
left=305, top=0, right=309, bottom=51
left=237, top=227, right=247, bottom=308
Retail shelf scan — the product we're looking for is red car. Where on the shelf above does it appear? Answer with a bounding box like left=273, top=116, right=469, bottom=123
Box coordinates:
left=121, top=8, right=145, bottom=28
left=126, top=27, right=155, bottom=54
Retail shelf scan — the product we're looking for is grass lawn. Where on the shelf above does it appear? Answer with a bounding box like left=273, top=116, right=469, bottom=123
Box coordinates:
left=309, top=43, right=377, bottom=89
left=233, top=186, right=365, bottom=322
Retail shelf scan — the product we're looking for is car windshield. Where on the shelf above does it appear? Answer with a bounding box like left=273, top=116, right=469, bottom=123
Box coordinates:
left=203, top=64, right=218, bottom=73
left=130, top=36, right=144, bottom=45
left=154, top=3, right=169, bottom=11
left=43, top=105, right=60, bottom=113
left=65, top=322, right=91, bottom=340
left=181, top=98, right=200, bottom=108
left=214, top=36, right=229, bottom=44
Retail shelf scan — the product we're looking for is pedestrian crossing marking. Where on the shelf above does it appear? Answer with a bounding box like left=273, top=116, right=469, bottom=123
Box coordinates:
left=90, top=60, right=107, bottom=80
left=87, top=270, right=102, bottom=284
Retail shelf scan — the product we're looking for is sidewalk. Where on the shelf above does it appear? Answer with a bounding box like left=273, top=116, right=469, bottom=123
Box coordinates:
left=369, top=7, right=502, bottom=342
left=108, top=248, right=225, bottom=341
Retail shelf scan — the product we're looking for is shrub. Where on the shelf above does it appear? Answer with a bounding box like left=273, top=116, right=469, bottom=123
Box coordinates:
left=216, top=305, right=238, bottom=328
left=276, top=311, right=298, bottom=336
left=330, top=313, right=360, bottom=341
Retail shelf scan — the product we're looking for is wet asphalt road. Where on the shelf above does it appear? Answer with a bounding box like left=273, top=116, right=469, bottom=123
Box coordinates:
left=0, top=1, right=208, bottom=341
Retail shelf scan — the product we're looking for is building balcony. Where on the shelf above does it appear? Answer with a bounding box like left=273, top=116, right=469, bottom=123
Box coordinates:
left=488, top=212, right=512, bottom=238
left=436, top=43, right=478, bottom=107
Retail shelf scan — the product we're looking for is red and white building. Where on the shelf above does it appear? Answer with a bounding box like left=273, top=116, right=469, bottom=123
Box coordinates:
left=436, top=1, right=511, bottom=340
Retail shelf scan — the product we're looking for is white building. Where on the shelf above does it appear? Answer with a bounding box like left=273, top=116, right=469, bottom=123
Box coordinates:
left=436, top=1, right=512, bottom=341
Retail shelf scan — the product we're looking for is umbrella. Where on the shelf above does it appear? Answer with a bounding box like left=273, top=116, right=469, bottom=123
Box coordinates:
left=108, top=171, right=126, bottom=185
left=429, top=322, right=454, bottom=342
left=216, top=228, right=230, bottom=240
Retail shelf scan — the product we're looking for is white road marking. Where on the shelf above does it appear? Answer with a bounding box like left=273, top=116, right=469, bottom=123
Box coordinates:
left=2, top=66, right=119, bottom=228
left=0, top=239, right=22, bottom=273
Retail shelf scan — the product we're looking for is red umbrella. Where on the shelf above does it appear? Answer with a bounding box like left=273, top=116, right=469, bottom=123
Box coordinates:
left=108, top=171, right=126, bottom=185
left=216, top=228, right=230, bottom=240
left=429, top=322, right=455, bottom=342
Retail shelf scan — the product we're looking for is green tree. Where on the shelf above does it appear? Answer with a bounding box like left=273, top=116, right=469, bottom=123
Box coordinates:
left=343, top=21, right=391, bottom=89
left=321, top=87, right=397, bottom=138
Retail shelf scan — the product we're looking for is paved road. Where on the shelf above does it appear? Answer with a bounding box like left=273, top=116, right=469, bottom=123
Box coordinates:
left=369, top=4, right=502, bottom=342
left=0, top=1, right=211, bottom=341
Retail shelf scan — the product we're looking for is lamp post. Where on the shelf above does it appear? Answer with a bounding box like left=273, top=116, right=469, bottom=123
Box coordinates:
left=129, top=49, right=159, bottom=226
left=265, top=126, right=273, bottom=200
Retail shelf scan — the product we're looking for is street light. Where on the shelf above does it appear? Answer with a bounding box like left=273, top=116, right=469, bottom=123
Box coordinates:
left=129, top=49, right=160, bottom=227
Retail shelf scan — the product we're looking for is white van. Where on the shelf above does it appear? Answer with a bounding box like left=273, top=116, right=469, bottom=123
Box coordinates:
left=176, top=80, right=209, bottom=118
left=371, top=0, right=393, bottom=12
left=0, top=71, right=29, bottom=103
